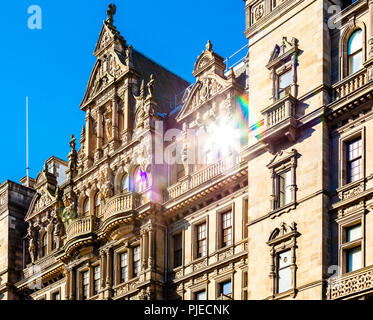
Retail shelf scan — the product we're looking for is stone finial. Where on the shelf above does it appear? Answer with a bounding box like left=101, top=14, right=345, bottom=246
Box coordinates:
left=107, top=3, right=117, bottom=25
left=140, top=79, right=145, bottom=99
left=81, top=125, right=85, bottom=140
left=206, top=40, right=213, bottom=52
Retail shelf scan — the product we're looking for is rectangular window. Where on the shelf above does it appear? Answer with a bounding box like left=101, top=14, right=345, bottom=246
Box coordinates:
left=173, top=233, right=183, bottom=268
left=221, top=211, right=232, bottom=248
left=344, top=223, right=362, bottom=273
left=346, top=224, right=362, bottom=242
left=346, top=246, right=362, bottom=272
left=52, top=291, right=60, bottom=300
left=346, top=137, right=362, bottom=183
left=82, top=271, right=89, bottom=300
left=277, top=170, right=292, bottom=208
left=133, top=246, right=141, bottom=277
left=220, top=280, right=232, bottom=298
left=277, top=250, right=291, bottom=294
left=195, top=290, right=206, bottom=300
left=120, top=252, right=128, bottom=283
left=278, top=70, right=292, bottom=99
left=196, top=223, right=207, bottom=258
left=93, top=266, right=100, bottom=296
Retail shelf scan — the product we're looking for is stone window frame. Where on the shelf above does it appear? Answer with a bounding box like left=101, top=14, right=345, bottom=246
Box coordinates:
left=50, top=288, right=61, bottom=300
left=339, top=23, right=367, bottom=80
left=191, top=281, right=209, bottom=300
left=77, top=266, right=90, bottom=300
left=267, top=39, right=299, bottom=104
left=169, top=229, right=185, bottom=270
left=114, top=241, right=141, bottom=285
left=267, top=149, right=298, bottom=214
left=215, top=273, right=234, bottom=300
left=241, top=269, right=248, bottom=300
left=216, top=203, right=235, bottom=251
left=192, top=217, right=209, bottom=261
left=338, top=212, right=365, bottom=274
left=267, top=222, right=299, bottom=299
left=92, top=263, right=101, bottom=297
left=338, top=127, right=366, bottom=188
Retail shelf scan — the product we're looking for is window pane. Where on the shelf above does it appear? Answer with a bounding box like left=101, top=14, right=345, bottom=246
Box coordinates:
left=196, top=291, right=206, bottom=300
left=348, top=29, right=362, bottom=55
left=278, top=267, right=292, bottom=293
left=120, top=175, right=129, bottom=192
left=173, top=234, right=183, bottom=267
left=278, top=250, right=291, bottom=269
left=133, top=246, right=141, bottom=277
left=346, top=224, right=361, bottom=242
left=278, top=70, right=292, bottom=98
left=222, top=281, right=232, bottom=295
left=349, top=51, right=363, bottom=75
left=347, top=246, right=362, bottom=272
left=120, top=252, right=128, bottom=283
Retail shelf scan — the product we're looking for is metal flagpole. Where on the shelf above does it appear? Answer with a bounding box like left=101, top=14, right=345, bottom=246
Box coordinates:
left=26, top=96, right=30, bottom=187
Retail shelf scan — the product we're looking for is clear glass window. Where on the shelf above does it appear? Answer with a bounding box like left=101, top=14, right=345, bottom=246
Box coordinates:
left=347, top=137, right=362, bottom=183
left=278, top=70, right=292, bottom=99
left=120, top=252, right=128, bottom=283
left=277, top=170, right=292, bottom=208
left=222, top=211, right=232, bottom=247
left=196, top=290, right=206, bottom=300
left=277, top=250, right=292, bottom=293
left=348, top=29, right=363, bottom=75
left=346, top=246, right=362, bottom=272
left=346, top=224, right=362, bottom=242
left=133, top=246, right=141, bottom=277
left=197, top=223, right=207, bottom=258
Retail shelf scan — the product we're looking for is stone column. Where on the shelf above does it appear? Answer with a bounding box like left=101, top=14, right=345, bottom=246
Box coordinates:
left=105, top=247, right=113, bottom=289
left=64, top=268, right=70, bottom=300
left=97, top=109, right=103, bottom=151
left=148, top=228, right=154, bottom=269
left=141, top=230, right=147, bottom=270
left=69, top=267, right=76, bottom=300
left=100, top=250, right=106, bottom=289
left=112, top=98, right=118, bottom=141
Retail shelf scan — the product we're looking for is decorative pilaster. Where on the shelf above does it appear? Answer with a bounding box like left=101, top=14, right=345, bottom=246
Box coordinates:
left=68, top=266, right=76, bottom=300
left=368, top=0, right=373, bottom=59
left=95, top=108, right=103, bottom=161
left=148, top=228, right=154, bottom=270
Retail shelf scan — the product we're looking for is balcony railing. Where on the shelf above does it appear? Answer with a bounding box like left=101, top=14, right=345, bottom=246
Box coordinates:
left=103, top=192, right=139, bottom=220
left=262, top=95, right=296, bottom=129
left=66, top=216, right=96, bottom=242
left=167, top=155, right=238, bottom=200
left=334, top=68, right=368, bottom=100
left=328, top=265, right=373, bottom=299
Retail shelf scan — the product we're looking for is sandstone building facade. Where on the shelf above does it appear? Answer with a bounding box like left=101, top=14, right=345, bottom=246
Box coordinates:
left=1, top=0, right=373, bottom=300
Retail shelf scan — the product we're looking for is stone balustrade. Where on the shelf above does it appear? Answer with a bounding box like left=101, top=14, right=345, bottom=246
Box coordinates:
left=334, top=68, right=368, bottom=100
left=66, top=216, right=95, bottom=242
left=103, top=192, right=139, bottom=220
left=328, top=265, right=373, bottom=299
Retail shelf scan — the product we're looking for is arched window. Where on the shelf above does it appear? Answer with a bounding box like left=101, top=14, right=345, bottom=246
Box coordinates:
left=83, top=198, right=90, bottom=217
left=41, top=233, right=47, bottom=257
left=94, top=193, right=101, bottom=217
left=120, top=174, right=129, bottom=193
left=348, top=29, right=363, bottom=75
left=134, top=167, right=150, bottom=193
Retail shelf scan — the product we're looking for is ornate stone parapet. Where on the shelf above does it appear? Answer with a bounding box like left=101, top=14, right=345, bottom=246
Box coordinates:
left=328, top=264, right=373, bottom=299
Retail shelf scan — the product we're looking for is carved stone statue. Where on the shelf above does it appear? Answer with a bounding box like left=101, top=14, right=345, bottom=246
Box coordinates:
left=147, top=74, right=155, bottom=98
left=27, top=225, right=36, bottom=263
left=107, top=4, right=116, bottom=25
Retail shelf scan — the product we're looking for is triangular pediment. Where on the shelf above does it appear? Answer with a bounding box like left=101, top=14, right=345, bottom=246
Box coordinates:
left=176, top=73, right=230, bottom=122
left=192, top=40, right=226, bottom=78
left=267, top=148, right=297, bottom=169
left=94, top=21, right=125, bottom=57
left=267, top=37, right=299, bottom=69
left=80, top=49, right=127, bottom=109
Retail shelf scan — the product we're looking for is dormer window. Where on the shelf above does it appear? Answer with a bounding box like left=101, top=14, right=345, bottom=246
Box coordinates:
left=347, top=29, right=362, bottom=75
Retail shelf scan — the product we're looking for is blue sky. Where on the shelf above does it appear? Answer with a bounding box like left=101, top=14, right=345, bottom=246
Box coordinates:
left=0, top=0, right=246, bottom=184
